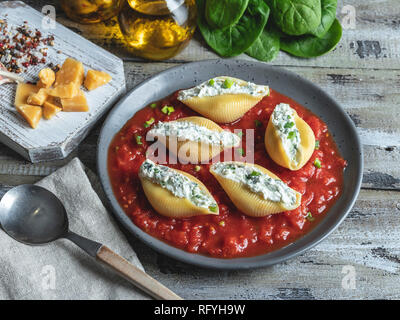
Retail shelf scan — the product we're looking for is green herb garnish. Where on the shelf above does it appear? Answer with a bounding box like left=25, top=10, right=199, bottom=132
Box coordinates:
left=314, top=158, right=322, bottom=168
left=288, top=131, right=296, bottom=139
left=161, top=106, right=175, bottom=115
left=209, top=205, right=218, bottom=213
left=208, top=79, right=215, bottom=86
left=254, top=120, right=262, bottom=127
left=194, top=165, right=201, bottom=172
left=315, top=140, right=320, bottom=150
left=223, top=78, right=234, bottom=89
left=135, top=135, right=142, bottom=145
left=250, top=171, right=261, bottom=177
left=150, top=103, right=157, bottom=109
left=284, top=121, right=295, bottom=129
left=143, top=117, right=155, bottom=128
left=237, top=131, right=243, bottom=138
left=306, top=212, right=315, bottom=222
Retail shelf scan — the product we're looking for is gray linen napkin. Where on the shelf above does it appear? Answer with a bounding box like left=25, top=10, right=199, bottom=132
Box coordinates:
left=0, top=158, right=148, bottom=300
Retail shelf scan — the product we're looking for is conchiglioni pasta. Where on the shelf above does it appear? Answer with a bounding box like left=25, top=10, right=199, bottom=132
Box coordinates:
left=210, top=161, right=301, bottom=217
left=147, top=116, right=240, bottom=163
left=265, top=103, right=316, bottom=171
left=177, top=76, right=269, bottom=123
left=139, top=159, right=218, bottom=218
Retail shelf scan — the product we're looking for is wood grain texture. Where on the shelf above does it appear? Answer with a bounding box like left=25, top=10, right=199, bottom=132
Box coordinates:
left=0, top=0, right=398, bottom=300
left=0, top=1, right=126, bottom=162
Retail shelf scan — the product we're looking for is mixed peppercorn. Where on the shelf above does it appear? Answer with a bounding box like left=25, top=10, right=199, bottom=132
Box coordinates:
left=0, top=18, right=54, bottom=74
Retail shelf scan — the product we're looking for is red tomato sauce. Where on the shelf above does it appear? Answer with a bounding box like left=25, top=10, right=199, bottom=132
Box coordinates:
left=108, top=89, right=347, bottom=258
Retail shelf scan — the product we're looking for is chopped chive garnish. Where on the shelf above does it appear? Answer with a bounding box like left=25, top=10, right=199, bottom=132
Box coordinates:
left=314, top=158, right=322, bottom=168
left=284, top=121, right=294, bottom=129
left=194, top=165, right=201, bottom=172
left=254, top=120, right=262, bottom=127
left=223, top=78, right=234, bottom=89
left=315, top=140, right=320, bottom=150
left=208, top=79, right=215, bottom=86
left=306, top=212, right=315, bottom=222
left=209, top=205, right=218, bottom=213
left=150, top=103, right=157, bottom=109
left=135, top=135, right=142, bottom=145
left=237, top=148, right=245, bottom=156
left=288, top=131, right=296, bottom=139
left=143, top=117, right=155, bottom=128
left=161, top=105, right=175, bottom=115
left=250, top=171, right=261, bottom=177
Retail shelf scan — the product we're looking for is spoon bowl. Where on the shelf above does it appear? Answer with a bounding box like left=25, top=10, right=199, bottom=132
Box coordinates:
left=0, top=184, right=181, bottom=300
left=0, top=185, right=68, bottom=245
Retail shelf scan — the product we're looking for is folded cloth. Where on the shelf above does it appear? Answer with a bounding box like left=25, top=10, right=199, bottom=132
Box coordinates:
left=0, top=158, right=148, bottom=300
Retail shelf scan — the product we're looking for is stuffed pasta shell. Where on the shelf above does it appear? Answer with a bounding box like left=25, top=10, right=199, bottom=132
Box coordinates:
left=147, top=116, right=240, bottom=163
left=139, top=159, right=218, bottom=218
left=210, top=161, right=301, bottom=217
left=177, top=76, right=269, bottom=123
left=265, top=103, right=316, bottom=171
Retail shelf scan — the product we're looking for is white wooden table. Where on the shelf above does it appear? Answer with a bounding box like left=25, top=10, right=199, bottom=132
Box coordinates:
left=1, top=0, right=399, bottom=299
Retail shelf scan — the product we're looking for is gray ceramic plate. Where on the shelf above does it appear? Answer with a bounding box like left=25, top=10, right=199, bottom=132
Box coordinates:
left=97, top=59, right=363, bottom=270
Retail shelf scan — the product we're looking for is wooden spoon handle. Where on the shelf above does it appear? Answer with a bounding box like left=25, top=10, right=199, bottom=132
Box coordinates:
left=97, top=245, right=183, bottom=300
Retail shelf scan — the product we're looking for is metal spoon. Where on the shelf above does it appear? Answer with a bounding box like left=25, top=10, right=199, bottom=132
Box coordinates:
left=0, top=184, right=182, bottom=300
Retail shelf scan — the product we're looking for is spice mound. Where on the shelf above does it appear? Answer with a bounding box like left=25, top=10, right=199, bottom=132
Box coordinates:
left=0, top=19, right=54, bottom=74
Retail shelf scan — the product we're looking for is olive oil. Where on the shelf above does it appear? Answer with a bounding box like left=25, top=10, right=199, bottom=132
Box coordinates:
left=118, top=0, right=197, bottom=60
left=61, top=0, right=123, bottom=24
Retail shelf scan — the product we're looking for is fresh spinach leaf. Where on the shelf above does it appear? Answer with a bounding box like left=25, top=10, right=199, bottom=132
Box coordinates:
left=205, top=0, right=250, bottom=30
left=246, top=24, right=281, bottom=62
left=266, top=0, right=321, bottom=36
left=280, top=18, right=342, bottom=58
left=197, top=0, right=270, bottom=57
left=312, top=0, right=337, bottom=38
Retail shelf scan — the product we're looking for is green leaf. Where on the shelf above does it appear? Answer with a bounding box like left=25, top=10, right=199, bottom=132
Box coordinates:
left=205, top=0, right=249, bottom=29
left=266, top=0, right=321, bottom=36
left=197, top=0, right=270, bottom=57
left=246, top=23, right=280, bottom=62
left=311, top=0, right=338, bottom=38
left=280, top=18, right=342, bottom=58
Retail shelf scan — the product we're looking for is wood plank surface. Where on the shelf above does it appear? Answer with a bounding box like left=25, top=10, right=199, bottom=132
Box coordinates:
left=0, top=0, right=399, bottom=300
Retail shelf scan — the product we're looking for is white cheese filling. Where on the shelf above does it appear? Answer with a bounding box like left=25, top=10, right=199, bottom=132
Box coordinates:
left=139, top=159, right=217, bottom=211
left=177, top=77, right=269, bottom=100
left=212, top=162, right=297, bottom=206
left=271, top=103, right=301, bottom=165
left=148, top=121, right=240, bottom=147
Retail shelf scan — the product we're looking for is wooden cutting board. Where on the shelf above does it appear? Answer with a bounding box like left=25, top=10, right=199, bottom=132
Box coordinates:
left=0, top=1, right=126, bottom=162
